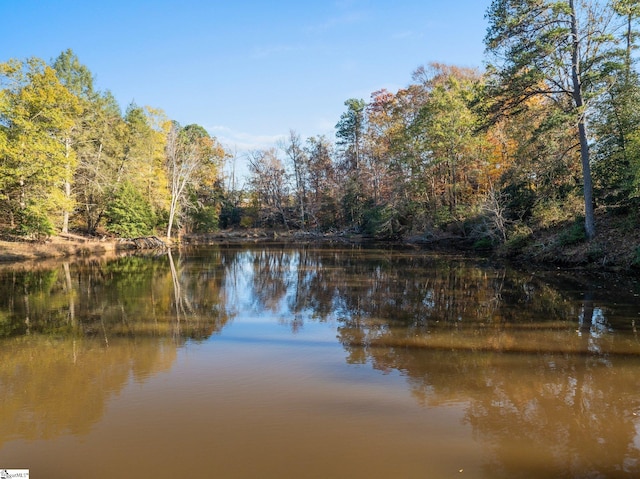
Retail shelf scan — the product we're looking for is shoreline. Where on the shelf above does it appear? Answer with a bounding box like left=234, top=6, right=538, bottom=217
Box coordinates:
left=0, top=228, right=638, bottom=273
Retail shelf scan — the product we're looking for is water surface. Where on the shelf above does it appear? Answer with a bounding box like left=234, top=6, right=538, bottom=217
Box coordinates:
left=1, top=245, right=639, bottom=478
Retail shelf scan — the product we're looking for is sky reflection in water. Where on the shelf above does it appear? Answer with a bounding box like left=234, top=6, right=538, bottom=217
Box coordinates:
left=1, top=245, right=640, bottom=478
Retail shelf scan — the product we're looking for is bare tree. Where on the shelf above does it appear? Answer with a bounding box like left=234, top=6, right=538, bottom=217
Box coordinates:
left=282, top=130, right=308, bottom=229
left=248, top=148, right=290, bottom=229
left=165, top=123, right=201, bottom=240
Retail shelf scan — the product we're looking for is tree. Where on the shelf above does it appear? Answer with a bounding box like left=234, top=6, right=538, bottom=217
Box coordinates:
left=305, top=135, right=338, bottom=229
left=52, top=49, right=95, bottom=233
left=105, top=180, right=156, bottom=237
left=72, top=90, right=126, bottom=233
left=282, top=130, right=308, bottom=229
left=183, top=124, right=227, bottom=233
left=364, top=89, right=397, bottom=205
left=335, top=98, right=366, bottom=173
left=591, top=1, right=640, bottom=202
left=164, top=122, right=223, bottom=239
left=335, top=98, right=367, bottom=225
left=485, top=0, right=617, bottom=239
left=165, top=122, right=199, bottom=239
left=0, top=58, right=81, bottom=237
left=412, top=64, right=483, bottom=218
left=247, top=148, right=290, bottom=228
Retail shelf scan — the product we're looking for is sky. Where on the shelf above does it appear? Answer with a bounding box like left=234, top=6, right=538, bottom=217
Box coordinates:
left=2, top=0, right=491, bottom=176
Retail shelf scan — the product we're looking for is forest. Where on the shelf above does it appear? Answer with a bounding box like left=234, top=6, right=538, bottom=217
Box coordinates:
left=1, top=0, right=640, bottom=267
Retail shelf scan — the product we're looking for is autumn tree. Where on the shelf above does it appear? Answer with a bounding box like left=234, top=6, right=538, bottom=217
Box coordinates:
left=305, top=135, right=338, bottom=229
left=485, top=0, right=618, bottom=239
left=52, top=49, right=96, bottom=233
left=412, top=64, right=484, bottom=221
left=247, top=148, right=290, bottom=228
left=163, top=122, right=225, bottom=239
left=100, top=104, right=167, bottom=237
left=183, top=124, right=227, bottom=233
left=71, top=90, right=125, bottom=233
left=0, top=58, right=81, bottom=237
left=364, top=89, right=398, bottom=205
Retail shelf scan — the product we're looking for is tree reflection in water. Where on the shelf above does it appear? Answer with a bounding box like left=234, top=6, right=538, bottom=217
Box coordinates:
left=0, top=251, right=231, bottom=447
left=1, top=245, right=640, bottom=477
left=216, top=245, right=640, bottom=477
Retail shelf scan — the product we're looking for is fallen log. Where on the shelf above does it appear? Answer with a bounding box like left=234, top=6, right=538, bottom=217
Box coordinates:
left=122, top=236, right=167, bottom=249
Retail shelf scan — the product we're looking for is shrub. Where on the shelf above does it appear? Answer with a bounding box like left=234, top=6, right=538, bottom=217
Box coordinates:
left=532, top=194, right=582, bottom=229
left=473, top=237, right=493, bottom=250
left=558, top=217, right=587, bottom=246
left=15, top=205, right=55, bottom=239
left=190, top=206, right=219, bottom=233
left=219, top=204, right=242, bottom=228
left=362, top=204, right=400, bottom=239
left=434, top=206, right=454, bottom=230
left=505, top=223, right=533, bottom=251
left=105, top=182, right=156, bottom=237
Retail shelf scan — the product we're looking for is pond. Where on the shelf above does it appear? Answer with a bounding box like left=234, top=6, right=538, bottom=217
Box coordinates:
left=1, top=244, right=640, bottom=478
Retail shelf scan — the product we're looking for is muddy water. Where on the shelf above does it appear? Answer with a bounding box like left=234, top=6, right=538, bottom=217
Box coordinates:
left=1, top=245, right=639, bottom=478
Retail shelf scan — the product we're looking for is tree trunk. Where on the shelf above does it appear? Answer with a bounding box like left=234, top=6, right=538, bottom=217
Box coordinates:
left=167, top=195, right=178, bottom=240
left=569, top=0, right=596, bottom=240
left=62, top=137, right=72, bottom=234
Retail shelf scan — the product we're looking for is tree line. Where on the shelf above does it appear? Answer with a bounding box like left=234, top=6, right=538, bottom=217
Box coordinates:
left=2, top=0, right=640, bottom=251
left=243, top=0, right=640, bottom=251
left=0, top=50, right=226, bottom=240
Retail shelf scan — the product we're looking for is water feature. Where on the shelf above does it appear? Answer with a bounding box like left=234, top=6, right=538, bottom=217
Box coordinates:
left=1, top=244, right=639, bottom=478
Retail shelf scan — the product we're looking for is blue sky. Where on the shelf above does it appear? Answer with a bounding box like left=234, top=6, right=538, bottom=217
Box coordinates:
left=2, top=0, right=490, bottom=165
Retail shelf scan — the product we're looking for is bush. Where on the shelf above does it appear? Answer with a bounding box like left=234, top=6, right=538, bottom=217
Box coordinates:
left=362, top=204, right=400, bottom=239
left=105, top=182, right=156, bottom=237
left=532, top=195, right=582, bottom=229
left=15, top=205, right=55, bottom=239
left=434, top=206, right=454, bottom=230
left=558, top=217, right=587, bottom=246
left=219, top=204, right=242, bottom=228
left=190, top=206, right=219, bottom=233
left=472, top=237, right=494, bottom=250
left=505, top=223, right=533, bottom=251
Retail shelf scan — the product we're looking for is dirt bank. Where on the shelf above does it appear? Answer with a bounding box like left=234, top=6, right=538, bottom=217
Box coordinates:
left=0, top=235, right=120, bottom=263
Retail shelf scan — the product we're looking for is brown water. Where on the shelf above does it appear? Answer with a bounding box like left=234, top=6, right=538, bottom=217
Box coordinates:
left=1, top=245, right=640, bottom=478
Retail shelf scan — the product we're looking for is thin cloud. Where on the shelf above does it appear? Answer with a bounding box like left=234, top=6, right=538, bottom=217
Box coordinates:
left=206, top=125, right=287, bottom=152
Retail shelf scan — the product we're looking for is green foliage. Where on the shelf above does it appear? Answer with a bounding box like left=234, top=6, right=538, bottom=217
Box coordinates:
left=362, top=204, right=401, bottom=239
left=105, top=182, right=156, bottom=237
left=558, top=217, right=587, bottom=246
left=15, top=205, right=56, bottom=238
left=505, top=223, right=533, bottom=251
left=240, top=215, right=255, bottom=229
left=335, top=98, right=366, bottom=171
left=190, top=205, right=219, bottom=233
left=434, top=207, right=454, bottom=230
left=501, top=180, right=536, bottom=220
left=531, top=195, right=582, bottom=230
left=52, top=49, right=95, bottom=99
left=0, top=57, right=81, bottom=234
left=341, top=177, right=364, bottom=227
left=315, top=192, right=340, bottom=231
left=472, top=237, right=494, bottom=250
